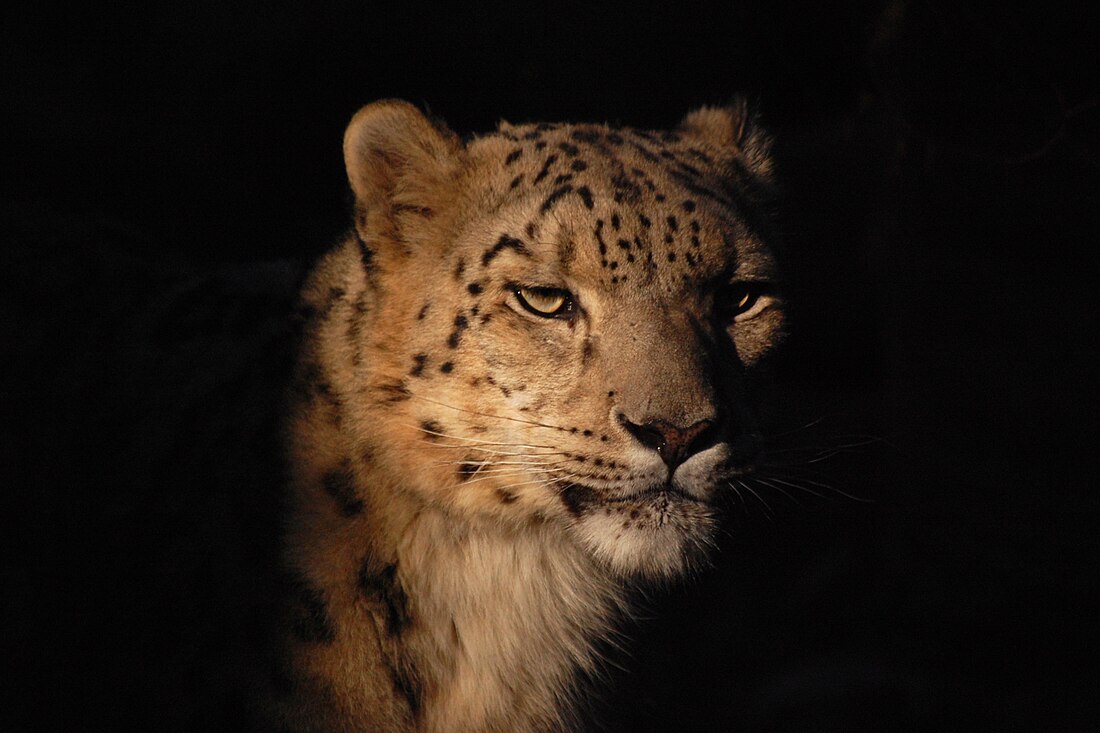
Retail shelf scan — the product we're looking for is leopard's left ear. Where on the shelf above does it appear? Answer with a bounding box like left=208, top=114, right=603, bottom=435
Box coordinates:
left=678, top=97, right=774, bottom=180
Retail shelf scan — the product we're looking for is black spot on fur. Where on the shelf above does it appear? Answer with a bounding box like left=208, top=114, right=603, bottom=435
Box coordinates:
left=540, top=184, right=574, bottom=214
left=617, top=238, right=631, bottom=251
left=410, top=353, right=428, bottom=377
left=639, top=214, right=652, bottom=228
left=595, top=220, right=608, bottom=257
left=454, top=258, right=466, bottom=280
left=571, top=159, right=588, bottom=172
left=552, top=173, right=574, bottom=185
left=509, top=174, right=523, bottom=189
left=610, top=172, right=643, bottom=203
left=505, top=148, right=523, bottom=165
left=358, top=561, right=412, bottom=636
left=560, top=483, right=599, bottom=516
left=417, top=303, right=431, bottom=320
left=576, top=186, right=594, bottom=210
left=354, top=230, right=374, bottom=268
left=322, top=462, right=364, bottom=517
left=535, top=140, right=547, bottom=150
left=420, top=420, right=443, bottom=439
left=571, top=129, right=601, bottom=144
left=611, top=213, right=621, bottom=230
left=683, top=199, right=697, bottom=212
left=447, top=313, right=469, bottom=348
left=467, top=282, right=483, bottom=295
left=558, top=141, right=580, bottom=156
left=389, top=663, right=423, bottom=718
left=482, top=235, right=528, bottom=267
left=376, top=381, right=412, bottom=403
left=667, top=215, right=679, bottom=231
left=607, top=132, right=624, bottom=145
left=533, top=154, right=558, bottom=184
left=440, top=361, right=454, bottom=373
left=629, top=141, right=660, bottom=163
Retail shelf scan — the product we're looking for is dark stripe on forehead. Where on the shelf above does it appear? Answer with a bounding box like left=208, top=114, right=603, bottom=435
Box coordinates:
left=540, top=184, right=574, bottom=214
left=481, top=234, right=529, bottom=267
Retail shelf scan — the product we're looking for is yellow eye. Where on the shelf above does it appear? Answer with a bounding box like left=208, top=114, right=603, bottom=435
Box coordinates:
left=720, top=283, right=766, bottom=321
left=514, top=286, right=573, bottom=318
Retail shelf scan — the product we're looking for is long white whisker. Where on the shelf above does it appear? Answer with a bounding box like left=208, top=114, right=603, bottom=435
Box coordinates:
left=456, top=468, right=569, bottom=487
left=750, top=476, right=802, bottom=506
left=408, top=392, right=567, bottom=431
left=432, top=458, right=573, bottom=468
left=491, top=475, right=573, bottom=493
left=405, top=424, right=560, bottom=450
left=756, top=474, right=830, bottom=501
left=738, top=480, right=775, bottom=521
left=425, top=444, right=567, bottom=457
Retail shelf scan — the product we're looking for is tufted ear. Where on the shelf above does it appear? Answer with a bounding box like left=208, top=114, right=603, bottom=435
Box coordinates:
left=343, top=100, right=464, bottom=245
left=678, top=98, right=774, bottom=180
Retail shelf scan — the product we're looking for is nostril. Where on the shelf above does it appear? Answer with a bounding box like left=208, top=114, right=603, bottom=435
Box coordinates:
left=620, top=416, right=719, bottom=470
left=622, top=419, right=666, bottom=452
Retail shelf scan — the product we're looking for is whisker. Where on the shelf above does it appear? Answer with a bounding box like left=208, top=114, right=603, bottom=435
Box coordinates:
left=738, top=480, right=775, bottom=521
left=755, top=474, right=830, bottom=501
left=455, top=468, right=568, bottom=488
left=491, top=475, right=572, bottom=494
left=406, top=424, right=559, bottom=450
left=763, top=413, right=832, bottom=440
left=426, top=444, right=568, bottom=458
left=408, top=392, right=568, bottom=431
left=756, top=469, right=873, bottom=504
left=750, top=476, right=803, bottom=506
left=432, top=458, right=573, bottom=468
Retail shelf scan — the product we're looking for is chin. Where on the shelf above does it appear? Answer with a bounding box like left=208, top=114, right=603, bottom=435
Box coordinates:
left=568, top=488, right=719, bottom=582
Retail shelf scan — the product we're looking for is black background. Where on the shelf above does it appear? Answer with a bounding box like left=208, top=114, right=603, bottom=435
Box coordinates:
left=4, top=1, right=1098, bottom=731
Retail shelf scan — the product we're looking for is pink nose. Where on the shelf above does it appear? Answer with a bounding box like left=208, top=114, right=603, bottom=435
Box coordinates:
left=621, top=418, right=717, bottom=470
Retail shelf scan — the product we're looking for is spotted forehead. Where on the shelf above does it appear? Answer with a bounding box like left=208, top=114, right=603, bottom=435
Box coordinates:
left=468, top=121, right=773, bottom=290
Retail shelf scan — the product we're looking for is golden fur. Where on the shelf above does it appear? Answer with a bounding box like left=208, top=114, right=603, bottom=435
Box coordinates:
left=264, top=99, right=785, bottom=732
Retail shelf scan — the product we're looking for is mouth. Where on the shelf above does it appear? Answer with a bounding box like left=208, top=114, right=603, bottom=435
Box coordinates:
left=559, top=481, right=702, bottom=517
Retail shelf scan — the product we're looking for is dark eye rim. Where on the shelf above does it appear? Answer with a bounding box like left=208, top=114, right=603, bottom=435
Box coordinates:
left=512, top=285, right=576, bottom=319
left=717, top=281, right=775, bottom=321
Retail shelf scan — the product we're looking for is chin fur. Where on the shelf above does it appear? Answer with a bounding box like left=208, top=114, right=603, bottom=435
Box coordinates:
left=570, top=492, right=718, bottom=582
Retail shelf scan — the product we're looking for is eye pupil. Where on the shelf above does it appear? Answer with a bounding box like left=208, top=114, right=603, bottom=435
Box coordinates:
left=720, top=283, right=765, bottom=320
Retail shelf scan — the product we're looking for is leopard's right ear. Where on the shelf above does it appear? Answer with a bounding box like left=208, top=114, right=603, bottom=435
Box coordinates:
left=343, top=100, right=464, bottom=244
